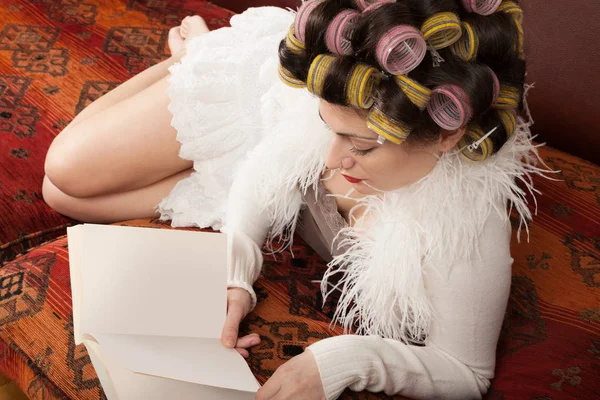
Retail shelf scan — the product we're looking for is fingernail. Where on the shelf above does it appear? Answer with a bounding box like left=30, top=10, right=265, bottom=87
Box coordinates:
left=227, top=338, right=235, bottom=347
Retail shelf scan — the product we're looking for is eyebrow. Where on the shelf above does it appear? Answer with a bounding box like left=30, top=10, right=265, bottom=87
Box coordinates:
left=318, top=110, right=379, bottom=141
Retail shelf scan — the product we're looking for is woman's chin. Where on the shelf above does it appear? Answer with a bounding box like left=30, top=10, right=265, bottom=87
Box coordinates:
left=352, top=181, right=377, bottom=195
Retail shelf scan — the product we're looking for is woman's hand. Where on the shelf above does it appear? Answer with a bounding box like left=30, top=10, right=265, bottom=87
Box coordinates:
left=221, top=287, right=260, bottom=358
left=256, top=350, right=326, bottom=400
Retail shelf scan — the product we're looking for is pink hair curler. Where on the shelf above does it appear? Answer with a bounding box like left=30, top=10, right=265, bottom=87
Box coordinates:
left=427, top=85, right=473, bottom=130
left=461, top=0, right=502, bottom=15
left=325, top=10, right=361, bottom=55
left=361, top=0, right=395, bottom=13
left=375, top=25, right=427, bottom=75
left=487, top=66, right=500, bottom=101
left=294, top=0, right=322, bottom=43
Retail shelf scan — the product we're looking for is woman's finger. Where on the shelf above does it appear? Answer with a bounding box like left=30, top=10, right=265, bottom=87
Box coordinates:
left=236, top=347, right=250, bottom=358
left=256, top=370, right=282, bottom=400
left=221, top=302, right=245, bottom=348
left=236, top=333, right=261, bottom=349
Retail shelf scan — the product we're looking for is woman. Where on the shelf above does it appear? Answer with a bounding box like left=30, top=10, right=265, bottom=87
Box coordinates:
left=43, top=0, right=546, bottom=398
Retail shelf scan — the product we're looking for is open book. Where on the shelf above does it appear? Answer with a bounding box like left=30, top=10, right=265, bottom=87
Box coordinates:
left=67, top=224, right=260, bottom=400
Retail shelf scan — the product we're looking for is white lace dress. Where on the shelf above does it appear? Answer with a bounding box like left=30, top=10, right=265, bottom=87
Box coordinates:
left=155, top=7, right=296, bottom=230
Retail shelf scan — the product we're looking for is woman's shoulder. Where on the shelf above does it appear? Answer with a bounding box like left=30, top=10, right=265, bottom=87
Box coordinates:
left=434, top=207, right=514, bottom=282
left=478, top=208, right=513, bottom=264
left=231, top=6, right=295, bottom=20
left=183, top=6, right=293, bottom=61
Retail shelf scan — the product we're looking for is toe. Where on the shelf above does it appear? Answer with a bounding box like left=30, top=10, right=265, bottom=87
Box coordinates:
left=183, top=15, right=210, bottom=40
left=187, top=15, right=207, bottom=27
left=168, top=26, right=185, bottom=55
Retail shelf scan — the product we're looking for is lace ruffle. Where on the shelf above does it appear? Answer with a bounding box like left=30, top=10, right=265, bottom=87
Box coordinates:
left=155, top=8, right=295, bottom=229
left=317, top=178, right=349, bottom=233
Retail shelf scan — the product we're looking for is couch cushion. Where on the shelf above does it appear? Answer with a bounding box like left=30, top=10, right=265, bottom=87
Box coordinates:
left=491, top=146, right=600, bottom=399
left=0, top=145, right=598, bottom=400
left=0, top=218, right=400, bottom=399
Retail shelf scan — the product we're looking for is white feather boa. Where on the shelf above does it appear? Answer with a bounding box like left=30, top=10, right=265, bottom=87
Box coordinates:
left=247, top=81, right=551, bottom=343
left=321, top=120, right=551, bottom=343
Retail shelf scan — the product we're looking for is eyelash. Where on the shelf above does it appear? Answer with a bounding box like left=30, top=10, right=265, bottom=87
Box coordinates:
left=349, top=147, right=375, bottom=156
left=322, top=123, right=375, bottom=156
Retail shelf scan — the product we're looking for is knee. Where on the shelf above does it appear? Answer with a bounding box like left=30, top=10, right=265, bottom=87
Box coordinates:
left=44, top=135, right=90, bottom=198
left=42, top=174, right=78, bottom=219
left=42, top=175, right=101, bottom=223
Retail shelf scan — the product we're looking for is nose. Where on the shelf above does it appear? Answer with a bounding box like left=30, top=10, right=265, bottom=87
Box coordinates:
left=325, top=135, right=356, bottom=171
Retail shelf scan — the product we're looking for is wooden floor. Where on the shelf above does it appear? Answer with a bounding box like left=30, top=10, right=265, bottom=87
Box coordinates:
left=0, top=373, right=28, bottom=400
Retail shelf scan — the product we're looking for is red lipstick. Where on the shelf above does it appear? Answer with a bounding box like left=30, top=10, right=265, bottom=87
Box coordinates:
left=342, top=174, right=362, bottom=183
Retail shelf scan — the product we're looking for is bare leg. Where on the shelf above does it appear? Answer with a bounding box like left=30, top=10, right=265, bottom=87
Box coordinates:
left=42, top=168, right=194, bottom=223
left=69, top=16, right=209, bottom=128
left=45, top=76, right=192, bottom=198
left=69, top=48, right=184, bottom=129
left=45, top=16, right=211, bottom=200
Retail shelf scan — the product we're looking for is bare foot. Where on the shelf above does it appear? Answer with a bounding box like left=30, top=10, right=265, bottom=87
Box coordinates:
left=168, top=16, right=210, bottom=56
left=168, top=26, right=185, bottom=55
left=180, top=15, right=210, bottom=41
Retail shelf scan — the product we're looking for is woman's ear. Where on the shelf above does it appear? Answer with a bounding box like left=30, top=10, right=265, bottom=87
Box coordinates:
left=438, top=127, right=466, bottom=152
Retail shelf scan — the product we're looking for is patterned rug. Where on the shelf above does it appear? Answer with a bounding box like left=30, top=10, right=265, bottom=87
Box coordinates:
left=0, top=0, right=599, bottom=399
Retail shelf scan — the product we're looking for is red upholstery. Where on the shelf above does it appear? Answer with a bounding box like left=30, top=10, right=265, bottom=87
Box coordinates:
left=0, top=1, right=598, bottom=399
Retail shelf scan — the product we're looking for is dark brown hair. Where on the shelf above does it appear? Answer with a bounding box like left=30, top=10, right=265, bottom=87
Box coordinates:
left=279, top=0, right=526, bottom=153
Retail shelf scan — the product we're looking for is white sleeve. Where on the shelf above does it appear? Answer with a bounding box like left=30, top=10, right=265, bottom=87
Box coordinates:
left=307, top=210, right=513, bottom=399
left=221, top=163, right=272, bottom=310
left=221, top=133, right=304, bottom=310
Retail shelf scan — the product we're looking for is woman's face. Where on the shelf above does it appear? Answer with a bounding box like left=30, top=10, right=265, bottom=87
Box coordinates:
left=319, top=100, right=451, bottom=196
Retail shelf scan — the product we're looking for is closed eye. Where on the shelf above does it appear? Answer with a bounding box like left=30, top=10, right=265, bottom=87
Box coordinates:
left=349, top=147, right=375, bottom=156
